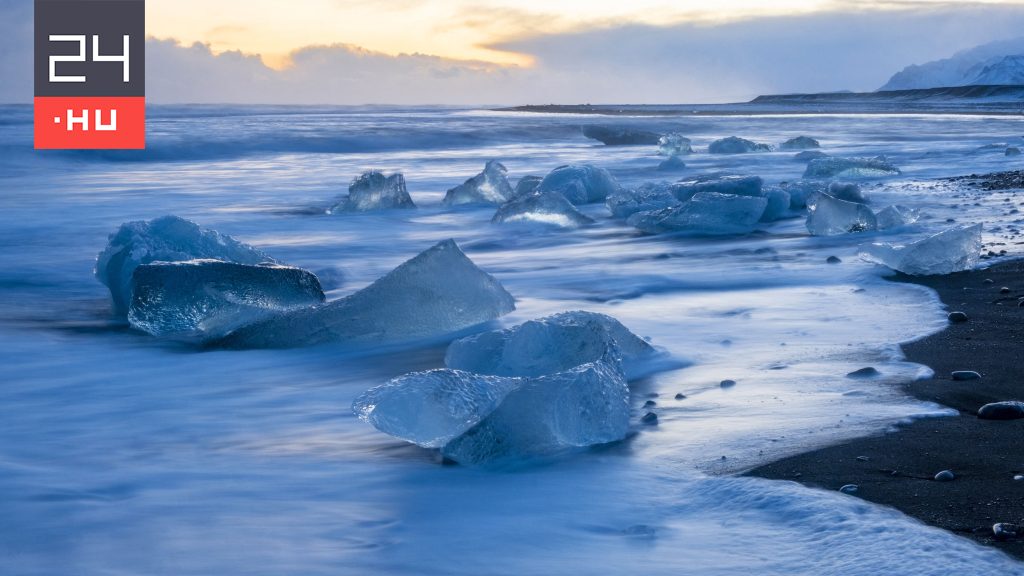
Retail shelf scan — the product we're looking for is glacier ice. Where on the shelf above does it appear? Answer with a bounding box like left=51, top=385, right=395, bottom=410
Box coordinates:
left=708, top=137, right=773, bottom=154
left=759, top=188, right=793, bottom=222
left=658, top=133, right=693, bottom=156
left=332, top=171, right=415, bottom=212
left=445, top=311, right=655, bottom=378
left=442, top=160, right=513, bottom=206
left=215, top=239, right=515, bottom=348
left=512, top=175, right=542, bottom=199
left=582, top=125, right=660, bottom=146
left=827, top=182, right=869, bottom=204
left=860, top=224, right=982, bottom=275
left=657, top=155, right=687, bottom=172
left=354, top=356, right=631, bottom=465
left=875, top=205, right=919, bottom=230
left=606, top=183, right=681, bottom=219
left=780, top=136, right=820, bottom=150
left=806, top=193, right=877, bottom=236
left=536, top=164, right=621, bottom=205
left=127, top=260, right=325, bottom=342
left=673, top=175, right=763, bottom=200
left=492, top=191, right=594, bottom=229
left=629, top=192, right=767, bottom=235
left=794, top=150, right=829, bottom=162
left=804, top=157, right=901, bottom=179
left=777, top=180, right=827, bottom=209
left=95, top=215, right=273, bottom=316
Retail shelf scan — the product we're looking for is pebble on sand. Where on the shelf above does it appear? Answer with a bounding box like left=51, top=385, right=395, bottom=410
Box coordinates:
left=947, top=311, right=969, bottom=323
left=826, top=256, right=842, bottom=264
left=951, top=370, right=982, bottom=381
left=643, top=400, right=657, bottom=408
left=934, top=470, right=955, bottom=482
left=641, top=412, right=658, bottom=425
left=839, top=484, right=859, bottom=494
left=977, top=401, right=1024, bottom=420
left=674, top=393, right=686, bottom=400
left=720, top=379, right=737, bottom=388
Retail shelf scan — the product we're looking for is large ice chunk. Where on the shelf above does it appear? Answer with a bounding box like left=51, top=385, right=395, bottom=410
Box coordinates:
left=442, top=160, right=513, bottom=206
left=860, top=224, right=982, bottom=275
left=536, top=164, right=621, bottom=204
left=606, top=183, right=681, bottom=219
left=777, top=180, right=827, bottom=209
left=354, top=356, right=631, bottom=465
left=806, top=193, right=877, bottom=236
left=875, top=205, right=919, bottom=230
left=128, top=260, right=325, bottom=342
left=780, top=136, right=820, bottom=150
left=657, top=133, right=693, bottom=156
left=708, top=137, right=773, bottom=154
left=582, top=125, right=660, bottom=146
left=216, top=239, right=515, bottom=348
left=332, top=171, right=415, bottom=212
left=672, top=175, right=763, bottom=200
left=804, top=157, right=901, bottom=179
left=629, top=192, right=767, bottom=235
left=759, top=188, right=793, bottom=222
left=95, top=215, right=273, bottom=315
left=492, top=191, right=594, bottom=229
left=445, top=311, right=655, bottom=378
left=512, top=175, right=542, bottom=199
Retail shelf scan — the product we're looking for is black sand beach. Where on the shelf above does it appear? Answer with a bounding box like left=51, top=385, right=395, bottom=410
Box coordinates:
left=748, top=259, right=1024, bottom=558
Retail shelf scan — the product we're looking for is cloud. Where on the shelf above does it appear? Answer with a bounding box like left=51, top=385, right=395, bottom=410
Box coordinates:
left=5, top=2, right=1024, bottom=104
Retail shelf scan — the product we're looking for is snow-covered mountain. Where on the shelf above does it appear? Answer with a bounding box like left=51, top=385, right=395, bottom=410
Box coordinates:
left=881, top=37, right=1024, bottom=90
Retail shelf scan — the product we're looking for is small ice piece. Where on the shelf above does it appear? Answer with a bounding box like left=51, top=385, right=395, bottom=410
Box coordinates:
left=759, top=187, right=793, bottom=222
left=780, top=136, right=820, bottom=150
left=127, top=260, right=325, bottom=342
left=672, top=175, right=763, bottom=200
left=492, top=191, right=594, bottom=229
left=216, top=239, right=515, bottom=348
left=828, top=182, right=869, bottom=204
left=95, top=215, right=273, bottom=315
left=441, top=357, right=631, bottom=465
left=875, top=205, right=919, bottom=230
left=353, top=369, right=519, bottom=448
left=778, top=180, right=827, bottom=209
left=804, top=156, right=901, bottom=179
left=657, top=155, right=687, bottom=172
left=442, top=160, right=513, bottom=206
left=860, top=224, right=982, bottom=275
left=629, top=192, right=767, bottom=235
left=794, top=150, right=829, bottom=162
left=512, top=175, right=542, bottom=199
left=582, top=125, right=661, bottom=146
left=708, top=136, right=773, bottom=154
left=606, top=183, right=681, bottom=219
left=445, top=311, right=655, bottom=378
left=332, top=171, right=415, bottom=212
left=658, top=133, right=693, bottom=156
left=537, top=164, right=622, bottom=204
left=806, top=193, right=877, bottom=236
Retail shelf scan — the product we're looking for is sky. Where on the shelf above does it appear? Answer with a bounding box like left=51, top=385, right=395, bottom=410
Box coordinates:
left=4, top=0, right=1024, bottom=104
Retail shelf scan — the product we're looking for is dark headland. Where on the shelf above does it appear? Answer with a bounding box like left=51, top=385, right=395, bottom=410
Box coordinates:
left=747, top=258, right=1024, bottom=559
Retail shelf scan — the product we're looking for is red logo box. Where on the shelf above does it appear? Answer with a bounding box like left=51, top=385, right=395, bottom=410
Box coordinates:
left=34, top=96, right=145, bottom=149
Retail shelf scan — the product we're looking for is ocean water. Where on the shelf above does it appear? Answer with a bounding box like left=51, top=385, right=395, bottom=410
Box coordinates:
left=1, top=104, right=1023, bottom=574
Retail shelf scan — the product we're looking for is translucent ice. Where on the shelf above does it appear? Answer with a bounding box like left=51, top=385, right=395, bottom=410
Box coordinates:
left=806, top=193, right=877, bottom=236
left=332, top=171, right=415, bottom=212
left=512, top=175, right=542, bottom=199
left=606, top=183, right=681, bottom=219
left=759, top=188, right=793, bottom=222
left=875, top=205, right=919, bottom=230
left=673, top=175, right=763, bottom=201
left=582, top=125, right=660, bottom=146
left=708, top=137, right=773, bottom=154
left=353, top=356, right=630, bottom=465
left=445, top=311, right=655, bottom=378
left=492, top=191, right=594, bottom=229
left=780, top=136, right=820, bottom=150
left=442, top=160, right=513, bottom=206
left=804, top=157, right=901, bottom=179
left=658, top=133, right=693, bottom=156
left=629, top=192, right=767, bottom=235
left=536, top=164, right=621, bottom=205
left=777, top=180, right=827, bottom=209
left=827, top=182, right=869, bottom=204
left=127, top=260, right=325, bottom=342
left=216, top=239, right=515, bottom=348
left=860, top=224, right=982, bottom=275
left=95, top=215, right=273, bottom=315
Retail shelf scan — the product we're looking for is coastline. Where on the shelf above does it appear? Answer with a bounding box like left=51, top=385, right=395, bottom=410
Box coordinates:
left=746, top=259, right=1024, bottom=559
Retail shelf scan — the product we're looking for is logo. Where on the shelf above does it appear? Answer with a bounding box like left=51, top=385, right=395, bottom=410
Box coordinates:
left=34, top=0, right=145, bottom=149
